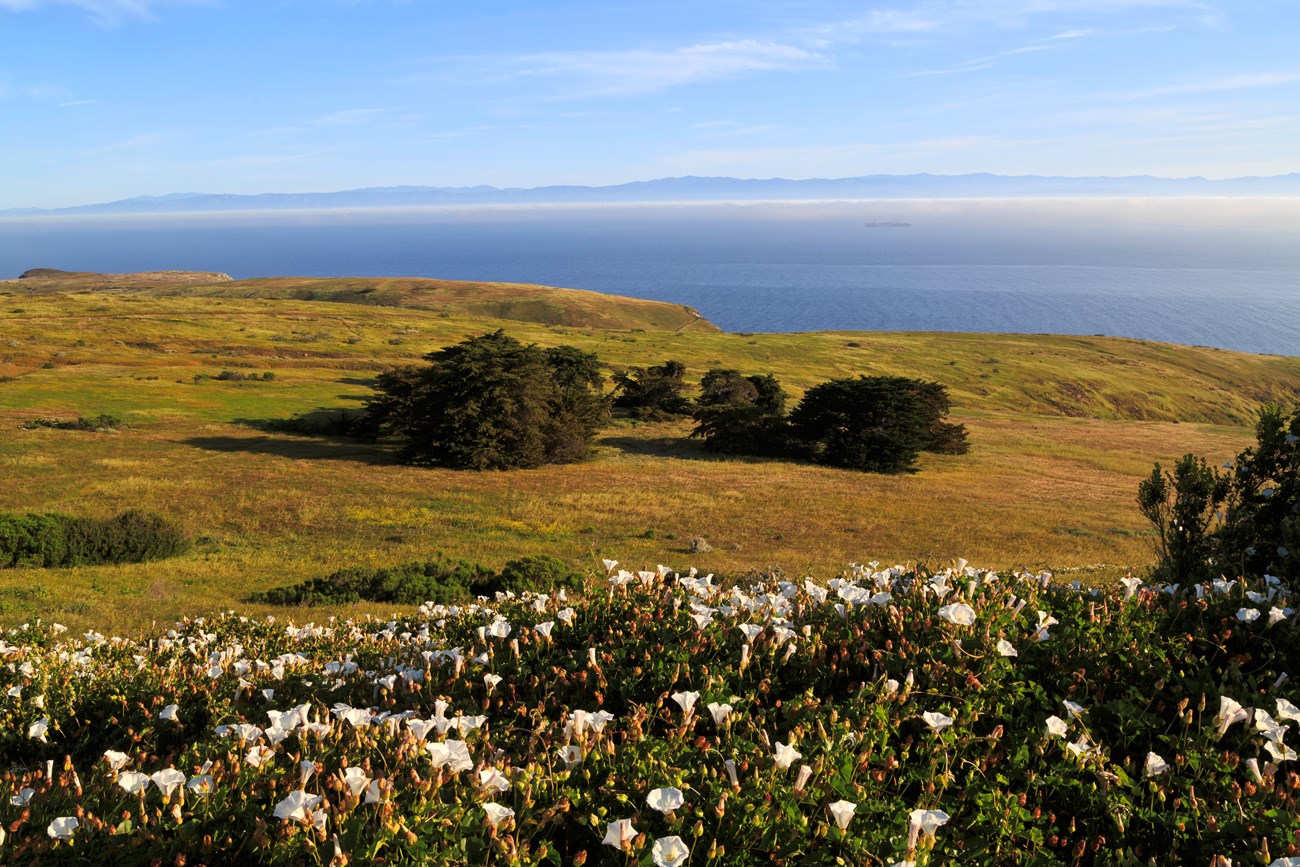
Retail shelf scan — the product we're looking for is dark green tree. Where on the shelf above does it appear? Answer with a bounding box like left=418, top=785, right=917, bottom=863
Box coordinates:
left=690, top=369, right=790, bottom=455
left=787, top=376, right=960, bottom=473
left=612, top=360, right=692, bottom=420
left=1215, top=403, right=1300, bottom=581
left=366, top=331, right=609, bottom=470
left=1136, top=455, right=1227, bottom=584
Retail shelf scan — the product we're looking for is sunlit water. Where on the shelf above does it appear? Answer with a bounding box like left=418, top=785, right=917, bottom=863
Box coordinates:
left=2, top=198, right=1298, bottom=355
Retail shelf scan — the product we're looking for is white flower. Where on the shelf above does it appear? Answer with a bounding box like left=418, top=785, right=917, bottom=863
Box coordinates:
left=602, top=818, right=638, bottom=850
left=484, top=673, right=503, bottom=694
left=1144, top=752, right=1170, bottom=777
left=28, top=718, right=49, bottom=742
left=707, top=701, right=733, bottom=726
left=937, top=603, right=975, bottom=626
left=479, top=768, right=511, bottom=794
left=245, top=745, right=274, bottom=769
left=671, top=691, right=700, bottom=716
left=652, top=835, right=690, bottom=867
left=738, top=623, right=764, bottom=643
left=343, top=767, right=370, bottom=797
left=1066, top=738, right=1093, bottom=758
left=152, top=768, right=186, bottom=799
left=907, top=809, right=949, bottom=849
left=828, top=799, right=857, bottom=830
left=1063, top=700, right=1087, bottom=719
left=996, top=639, right=1018, bottom=658
left=1237, top=608, right=1262, bottom=623
left=647, top=786, right=685, bottom=813
left=557, top=745, right=583, bottom=768
left=773, top=741, right=802, bottom=770
left=47, top=816, right=78, bottom=841
left=187, top=775, right=213, bottom=795
left=1216, top=696, right=1252, bottom=739
left=427, top=739, right=474, bottom=773
left=482, top=802, right=514, bottom=828
left=158, top=704, right=180, bottom=723
left=534, top=621, right=554, bottom=639
left=1045, top=716, right=1069, bottom=737
left=10, top=787, right=35, bottom=806
left=922, top=711, right=953, bottom=733
left=104, top=750, right=130, bottom=770
left=1277, top=698, right=1300, bottom=723
left=274, top=791, right=322, bottom=821
left=118, top=771, right=150, bottom=794
left=1266, top=740, right=1298, bottom=763
left=1119, top=575, right=1142, bottom=600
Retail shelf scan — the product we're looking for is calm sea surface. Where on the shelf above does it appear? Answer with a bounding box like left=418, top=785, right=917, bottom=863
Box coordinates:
left=2, top=199, right=1298, bottom=356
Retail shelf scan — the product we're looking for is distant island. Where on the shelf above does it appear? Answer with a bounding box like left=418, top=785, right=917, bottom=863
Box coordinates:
left=863, top=221, right=911, bottom=228
left=5, top=171, right=1300, bottom=217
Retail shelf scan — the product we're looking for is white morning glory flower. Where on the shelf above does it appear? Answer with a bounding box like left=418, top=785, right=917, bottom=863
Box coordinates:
left=482, top=802, right=514, bottom=828
left=828, top=799, right=857, bottom=830
left=773, top=741, right=802, bottom=770
left=647, top=786, right=685, bottom=813
left=47, top=816, right=78, bottom=841
left=922, top=711, right=954, bottom=733
left=602, top=818, right=637, bottom=850
left=1144, top=752, right=1170, bottom=777
left=937, top=603, right=975, bottom=626
left=274, top=791, right=322, bottom=821
left=652, top=835, right=690, bottom=867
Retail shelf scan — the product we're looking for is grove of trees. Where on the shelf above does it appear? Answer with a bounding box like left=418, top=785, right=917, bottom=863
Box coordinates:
left=364, top=334, right=968, bottom=474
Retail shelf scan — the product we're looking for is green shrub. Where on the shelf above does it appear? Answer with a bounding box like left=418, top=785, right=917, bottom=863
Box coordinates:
left=19, top=414, right=121, bottom=432
left=495, top=554, right=585, bottom=596
left=252, top=555, right=586, bottom=606
left=0, top=511, right=187, bottom=569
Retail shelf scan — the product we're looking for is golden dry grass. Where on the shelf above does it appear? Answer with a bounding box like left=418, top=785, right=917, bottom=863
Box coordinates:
left=0, top=285, right=1294, bottom=633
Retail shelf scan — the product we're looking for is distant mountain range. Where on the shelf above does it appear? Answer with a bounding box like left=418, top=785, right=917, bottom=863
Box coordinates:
left=7, top=172, right=1300, bottom=216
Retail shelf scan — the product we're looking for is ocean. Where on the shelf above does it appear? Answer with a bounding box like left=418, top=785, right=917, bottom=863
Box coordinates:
left=2, top=198, right=1298, bottom=356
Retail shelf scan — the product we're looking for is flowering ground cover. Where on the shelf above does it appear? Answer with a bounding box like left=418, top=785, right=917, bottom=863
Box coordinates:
left=2, top=560, right=1299, bottom=865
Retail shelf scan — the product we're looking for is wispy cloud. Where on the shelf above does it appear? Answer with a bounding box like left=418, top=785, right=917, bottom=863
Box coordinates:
left=0, top=0, right=194, bottom=26
left=487, top=39, right=828, bottom=98
left=1122, top=71, right=1300, bottom=100
left=310, top=107, right=388, bottom=127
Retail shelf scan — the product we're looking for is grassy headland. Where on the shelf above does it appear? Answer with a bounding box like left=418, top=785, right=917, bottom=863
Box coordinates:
left=1, top=271, right=1297, bottom=633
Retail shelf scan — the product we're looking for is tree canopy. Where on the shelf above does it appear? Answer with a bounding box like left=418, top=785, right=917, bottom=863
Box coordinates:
left=788, top=375, right=969, bottom=473
left=365, top=331, right=609, bottom=470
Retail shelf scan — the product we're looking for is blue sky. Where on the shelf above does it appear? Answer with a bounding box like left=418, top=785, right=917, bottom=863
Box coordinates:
left=1, top=0, right=1298, bottom=208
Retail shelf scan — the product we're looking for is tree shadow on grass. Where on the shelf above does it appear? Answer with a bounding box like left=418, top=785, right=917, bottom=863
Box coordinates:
left=184, top=433, right=397, bottom=465
left=596, top=434, right=771, bottom=464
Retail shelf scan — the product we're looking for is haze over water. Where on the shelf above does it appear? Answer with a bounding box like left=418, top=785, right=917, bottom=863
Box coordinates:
left=3, top=198, right=1298, bottom=356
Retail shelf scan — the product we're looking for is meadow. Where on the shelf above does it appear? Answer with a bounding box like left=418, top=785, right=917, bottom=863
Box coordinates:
left=0, top=272, right=1298, bottom=635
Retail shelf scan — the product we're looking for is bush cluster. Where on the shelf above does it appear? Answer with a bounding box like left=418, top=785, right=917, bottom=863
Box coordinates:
left=250, top=554, right=585, bottom=606
left=0, top=511, right=188, bottom=569
left=195, top=371, right=275, bottom=383
left=19, top=414, right=121, bottom=432
left=1140, top=402, right=1300, bottom=582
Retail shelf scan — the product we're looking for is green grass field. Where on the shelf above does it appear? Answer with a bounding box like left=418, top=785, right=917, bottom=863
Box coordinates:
left=2, top=272, right=1297, bottom=633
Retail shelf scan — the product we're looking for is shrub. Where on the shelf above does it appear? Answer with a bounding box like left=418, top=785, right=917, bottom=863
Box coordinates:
left=19, top=414, right=121, bottom=432
left=495, top=554, right=586, bottom=596
left=611, top=360, right=692, bottom=420
left=365, top=331, right=609, bottom=470
left=1143, top=403, right=1299, bottom=582
left=0, top=511, right=187, bottom=569
left=251, top=555, right=586, bottom=606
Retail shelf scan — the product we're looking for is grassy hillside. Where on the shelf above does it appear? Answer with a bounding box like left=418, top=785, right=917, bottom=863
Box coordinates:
left=4, top=270, right=718, bottom=334
left=0, top=278, right=1297, bottom=633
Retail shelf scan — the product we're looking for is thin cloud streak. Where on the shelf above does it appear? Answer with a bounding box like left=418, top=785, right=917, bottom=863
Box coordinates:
left=478, top=39, right=828, bottom=98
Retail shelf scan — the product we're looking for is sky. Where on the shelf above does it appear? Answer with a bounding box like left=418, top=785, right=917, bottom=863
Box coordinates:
left=1, top=0, right=1298, bottom=208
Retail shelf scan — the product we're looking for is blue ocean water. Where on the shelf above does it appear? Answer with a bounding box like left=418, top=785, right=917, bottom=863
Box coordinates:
left=2, top=199, right=1297, bottom=355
